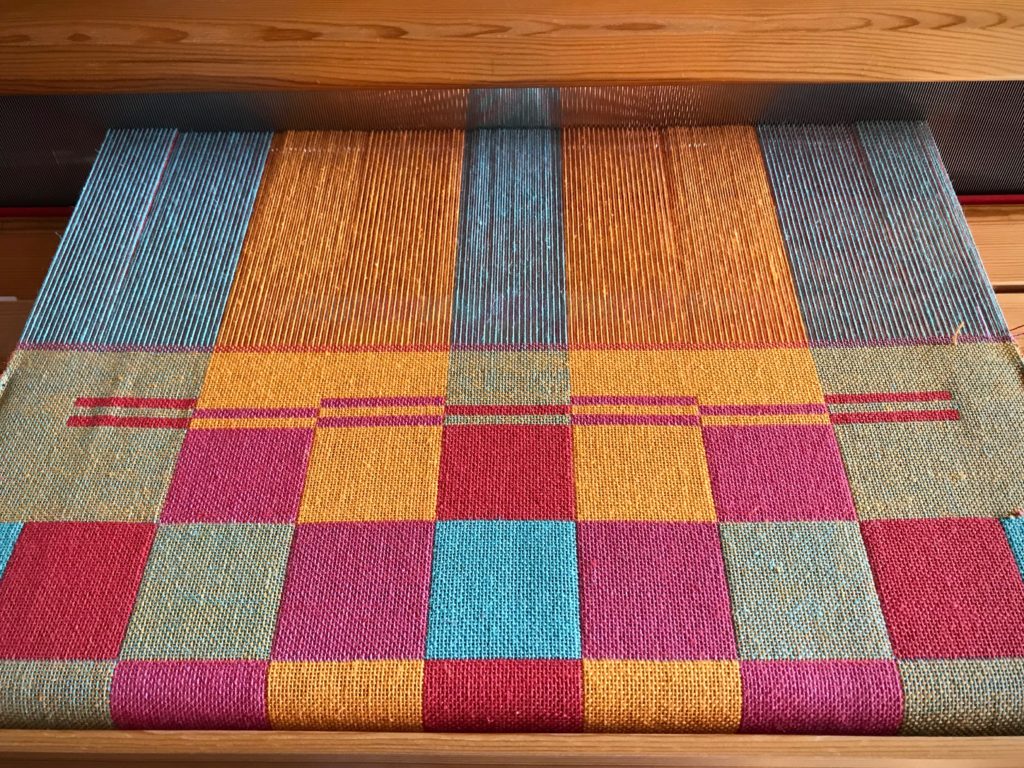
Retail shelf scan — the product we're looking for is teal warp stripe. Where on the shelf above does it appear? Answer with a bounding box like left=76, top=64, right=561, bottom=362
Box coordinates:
left=22, top=130, right=272, bottom=349
left=759, top=122, right=1006, bottom=344
left=451, top=129, right=567, bottom=348
left=467, top=89, right=560, bottom=128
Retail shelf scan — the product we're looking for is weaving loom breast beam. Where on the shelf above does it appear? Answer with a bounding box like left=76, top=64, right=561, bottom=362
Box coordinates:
left=2, top=1, right=1024, bottom=766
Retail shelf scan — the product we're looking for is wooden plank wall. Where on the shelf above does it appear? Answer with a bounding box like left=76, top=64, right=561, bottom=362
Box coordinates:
left=1, top=1, right=1024, bottom=93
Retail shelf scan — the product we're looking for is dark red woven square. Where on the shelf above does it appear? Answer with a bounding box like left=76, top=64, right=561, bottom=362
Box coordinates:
left=423, top=660, right=582, bottom=731
left=862, top=518, right=1024, bottom=658
left=436, top=424, right=575, bottom=519
left=0, top=522, right=155, bottom=659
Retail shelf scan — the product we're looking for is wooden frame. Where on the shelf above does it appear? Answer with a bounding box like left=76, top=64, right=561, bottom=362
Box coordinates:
left=1, top=1, right=1024, bottom=94
left=1, top=731, right=1023, bottom=767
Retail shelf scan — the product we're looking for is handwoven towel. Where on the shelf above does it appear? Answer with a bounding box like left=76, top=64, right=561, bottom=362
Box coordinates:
left=1, top=123, right=1023, bottom=734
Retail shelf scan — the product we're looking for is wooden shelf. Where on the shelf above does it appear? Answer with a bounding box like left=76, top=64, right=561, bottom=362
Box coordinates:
left=1, top=0, right=1024, bottom=94
left=1, top=730, right=1023, bottom=767
left=964, top=205, right=1024, bottom=291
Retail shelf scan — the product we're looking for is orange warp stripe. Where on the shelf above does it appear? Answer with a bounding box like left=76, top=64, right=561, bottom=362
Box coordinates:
left=563, top=126, right=808, bottom=348
left=216, top=131, right=464, bottom=349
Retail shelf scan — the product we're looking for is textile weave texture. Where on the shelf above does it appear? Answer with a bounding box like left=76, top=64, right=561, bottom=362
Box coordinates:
left=1, top=122, right=1024, bottom=734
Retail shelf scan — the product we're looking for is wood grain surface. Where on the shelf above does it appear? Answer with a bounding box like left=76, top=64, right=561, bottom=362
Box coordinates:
left=2, top=0, right=1024, bottom=94
left=1, top=730, right=1024, bottom=768
left=0, top=217, right=65, bottom=300
left=965, top=205, right=1024, bottom=290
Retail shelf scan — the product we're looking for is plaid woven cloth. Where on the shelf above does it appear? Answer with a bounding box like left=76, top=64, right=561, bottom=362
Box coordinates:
left=1, top=122, right=1023, bottom=734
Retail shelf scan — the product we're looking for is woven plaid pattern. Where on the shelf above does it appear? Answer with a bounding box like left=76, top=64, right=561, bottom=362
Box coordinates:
left=1, top=122, right=1023, bottom=734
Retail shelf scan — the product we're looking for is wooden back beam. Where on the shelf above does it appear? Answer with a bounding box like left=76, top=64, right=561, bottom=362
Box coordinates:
left=1, top=1, right=1024, bottom=94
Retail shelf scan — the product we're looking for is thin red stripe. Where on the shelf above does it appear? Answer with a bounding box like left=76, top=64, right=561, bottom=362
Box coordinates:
left=0, top=206, right=74, bottom=218
left=447, top=404, right=569, bottom=416
left=318, top=415, right=444, bottom=427
left=957, top=194, right=1024, bottom=206
left=570, top=395, right=698, bottom=406
left=831, top=410, right=960, bottom=424
left=699, top=403, right=828, bottom=415
left=321, top=396, right=445, bottom=408
left=572, top=414, right=701, bottom=426
left=824, top=391, right=951, bottom=404
left=192, top=407, right=318, bottom=419
left=74, top=396, right=197, bottom=409
left=67, top=415, right=191, bottom=429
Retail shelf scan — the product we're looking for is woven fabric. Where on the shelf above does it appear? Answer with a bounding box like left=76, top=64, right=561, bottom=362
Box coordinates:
left=1, top=122, right=1023, bottom=734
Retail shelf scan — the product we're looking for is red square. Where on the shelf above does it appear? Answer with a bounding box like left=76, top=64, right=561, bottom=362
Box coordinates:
left=424, top=660, right=582, bottom=731
left=0, top=523, right=155, bottom=659
left=861, top=518, right=1024, bottom=658
left=436, top=424, right=575, bottom=519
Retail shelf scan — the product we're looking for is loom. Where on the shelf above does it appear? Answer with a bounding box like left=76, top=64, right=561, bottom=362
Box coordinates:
left=1, top=3, right=1024, bottom=766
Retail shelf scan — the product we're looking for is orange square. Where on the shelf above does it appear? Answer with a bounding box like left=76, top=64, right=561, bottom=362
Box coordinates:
left=569, top=348, right=824, bottom=406
left=299, top=425, right=442, bottom=522
left=584, top=661, right=741, bottom=733
left=197, top=352, right=449, bottom=410
left=268, top=661, right=423, bottom=730
left=573, top=425, right=714, bottom=521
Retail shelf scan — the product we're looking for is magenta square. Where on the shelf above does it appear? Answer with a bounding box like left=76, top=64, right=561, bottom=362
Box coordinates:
left=702, top=424, right=856, bottom=521
left=273, top=522, right=434, bottom=660
left=577, top=522, right=736, bottom=659
left=161, top=428, right=313, bottom=523
left=740, top=660, right=902, bottom=734
left=111, top=661, right=268, bottom=728
left=436, top=424, right=575, bottom=520
left=861, top=518, right=1024, bottom=658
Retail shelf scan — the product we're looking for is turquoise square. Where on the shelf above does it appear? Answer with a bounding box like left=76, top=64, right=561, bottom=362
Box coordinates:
left=426, top=520, right=581, bottom=659
left=1003, top=519, right=1024, bottom=578
left=0, top=524, right=21, bottom=579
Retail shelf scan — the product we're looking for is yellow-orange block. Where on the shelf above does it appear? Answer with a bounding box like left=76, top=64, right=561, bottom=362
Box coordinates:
left=300, top=426, right=442, bottom=522
left=197, top=352, right=449, bottom=409
left=584, top=661, right=742, bottom=733
left=268, top=661, right=423, bottom=730
left=217, top=130, right=463, bottom=349
left=573, top=425, right=715, bottom=521
left=570, top=348, right=824, bottom=406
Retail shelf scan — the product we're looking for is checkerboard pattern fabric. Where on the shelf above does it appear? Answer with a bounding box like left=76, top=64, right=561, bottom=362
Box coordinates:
left=2, top=122, right=1023, bottom=734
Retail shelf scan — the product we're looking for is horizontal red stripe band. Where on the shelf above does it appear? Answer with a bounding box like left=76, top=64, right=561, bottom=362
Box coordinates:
left=824, top=391, right=951, bottom=404
left=699, top=403, right=828, bottom=416
left=75, top=396, right=196, bottom=409
left=0, top=206, right=74, bottom=218
left=957, top=194, right=1024, bottom=206
left=447, top=404, right=569, bottom=416
left=321, top=396, right=445, bottom=408
left=570, top=395, right=698, bottom=406
left=318, top=415, right=443, bottom=428
left=831, top=409, right=960, bottom=424
left=572, top=414, right=701, bottom=426
left=67, top=415, right=191, bottom=429
left=192, top=407, right=317, bottom=419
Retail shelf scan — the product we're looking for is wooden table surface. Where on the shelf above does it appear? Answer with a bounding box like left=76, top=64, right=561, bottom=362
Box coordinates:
left=2, top=0, right=1024, bottom=94
left=2, top=730, right=1024, bottom=767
